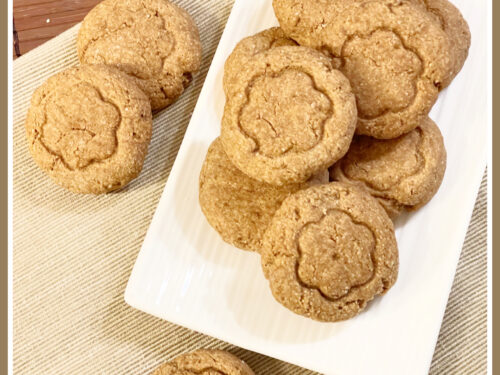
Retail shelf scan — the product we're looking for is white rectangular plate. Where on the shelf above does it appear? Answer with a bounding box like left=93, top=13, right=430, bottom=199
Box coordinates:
left=125, top=1, right=488, bottom=374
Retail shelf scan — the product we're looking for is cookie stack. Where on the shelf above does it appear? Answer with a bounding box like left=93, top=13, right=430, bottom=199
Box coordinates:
left=25, top=0, right=202, bottom=194
left=200, top=0, right=469, bottom=322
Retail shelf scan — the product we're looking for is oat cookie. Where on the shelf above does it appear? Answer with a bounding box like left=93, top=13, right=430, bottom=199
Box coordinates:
left=25, top=65, right=152, bottom=194
left=77, top=0, right=202, bottom=111
left=273, top=0, right=454, bottom=139
left=273, top=0, right=348, bottom=46
left=199, top=138, right=328, bottom=252
left=330, top=117, right=446, bottom=218
left=406, top=0, right=470, bottom=87
left=261, top=182, right=399, bottom=322
left=221, top=46, right=357, bottom=186
left=273, top=0, right=470, bottom=87
left=223, top=27, right=297, bottom=97
left=152, top=349, right=255, bottom=375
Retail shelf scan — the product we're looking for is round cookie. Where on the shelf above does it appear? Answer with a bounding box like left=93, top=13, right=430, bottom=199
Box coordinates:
left=77, top=0, right=202, bottom=111
left=199, top=138, right=328, bottom=252
left=261, top=182, right=399, bottom=322
left=273, top=0, right=470, bottom=87
left=405, top=0, right=470, bottom=87
left=330, top=117, right=446, bottom=219
left=223, top=27, right=297, bottom=97
left=221, top=45, right=357, bottom=186
left=152, top=349, right=255, bottom=375
left=273, top=0, right=454, bottom=139
left=25, top=65, right=152, bottom=194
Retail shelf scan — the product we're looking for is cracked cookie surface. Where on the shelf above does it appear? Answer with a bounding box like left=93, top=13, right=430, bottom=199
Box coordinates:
left=223, top=27, right=297, bottom=97
left=199, top=138, right=328, bottom=252
left=77, top=0, right=202, bottom=111
left=330, top=116, right=446, bottom=218
left=261, top=182, right=398, bottom=322
left=273, top=0, right=454, bottom=139
left=221, top=46, right=356, bottom=186
left=152, top=349, right=255, bottom=375
left=25, top=65, right=152, bottom=194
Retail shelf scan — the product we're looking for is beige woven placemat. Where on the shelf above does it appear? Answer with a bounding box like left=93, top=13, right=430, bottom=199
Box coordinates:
left=13, top=1, right=487, bottom=374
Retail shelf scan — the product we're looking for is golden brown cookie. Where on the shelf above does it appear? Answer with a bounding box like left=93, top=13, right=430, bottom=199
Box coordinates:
left=199, top=138, right=328, bottom=252
left=261, top=182, right=399, bottom=322
left=406, top=0, right=470, bottom=87
left=152, top=349, right=255, bottom=375
left=77, top=0, right=202, bottom=111
left=223, top=27, right=297, bottom=97
left=273, top=0, right=454, bottom=139
left=25, top=65, right=152, bottom=194
left=273, top=0, right=470, bottom=87
left=273, top=0, right=348, bottom=46
left=330, top=117, right=446, bottom=219
left=221, top=45, right=357, bottom=186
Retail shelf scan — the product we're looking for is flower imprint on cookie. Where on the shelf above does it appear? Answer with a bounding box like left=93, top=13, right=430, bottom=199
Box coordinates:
left=260, top=183, right=399, bottom=321
left=338, top=29, right=423, bottom=120
left=274, top=0, right=453, bottom=138
left=331, top=117, right=446, bottom=218
left=340, top=128, right=424, bottom=192
left=40, top=82, right=120, bottom=170
left=297, top=209, right=376, bottom=300
left=221, top=46, right=357, bottom=186
left=239, top=69, right=333, bottom=157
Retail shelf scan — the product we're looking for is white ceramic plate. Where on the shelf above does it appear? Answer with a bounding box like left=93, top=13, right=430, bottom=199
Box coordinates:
left=125, top=1, right=488, bottom=373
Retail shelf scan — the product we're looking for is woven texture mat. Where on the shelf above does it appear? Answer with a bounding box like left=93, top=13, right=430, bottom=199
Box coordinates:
left=13, top=1, right=487, bottom=373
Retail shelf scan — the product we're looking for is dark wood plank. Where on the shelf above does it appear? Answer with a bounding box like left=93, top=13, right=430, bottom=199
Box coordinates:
left=15, top=8, right=92, bottom=32
left=17, top=22, right=81, bottom=42
left=13, top=0, right=99, bottom=58
left=18, top=37, right=52, bottom=55
left=15, top=0, right=78, bottom=7
left=14, top=0, right=100, bottom=18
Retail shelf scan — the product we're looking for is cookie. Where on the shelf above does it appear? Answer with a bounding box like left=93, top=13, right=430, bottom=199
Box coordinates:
left=77, top=0, right=202, bottom=111
left=330, top=116, right=446, bottom=219
left=153, top=349, right=254, bottom=375
left=261, top=182, right=399, bottom=322
left=199, top=138, right=328, bottom=252
left=406, top=0, right=470, bottom=87
left=273, top=0, right=348, bottom=46
left=221, top=45, right=357, bottom=186
left=223, top=27, right=297, bottom=97
left=274, top=0, right=454, bottom=139
left=274, top=0, right=470, bottom=86
left=25, top=65, right=152, bottom=194
left=152, top=349, right=255, bottom=375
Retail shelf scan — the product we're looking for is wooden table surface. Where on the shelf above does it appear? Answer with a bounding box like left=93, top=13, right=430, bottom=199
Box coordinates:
left=13, top=0, right=100, bottom=59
